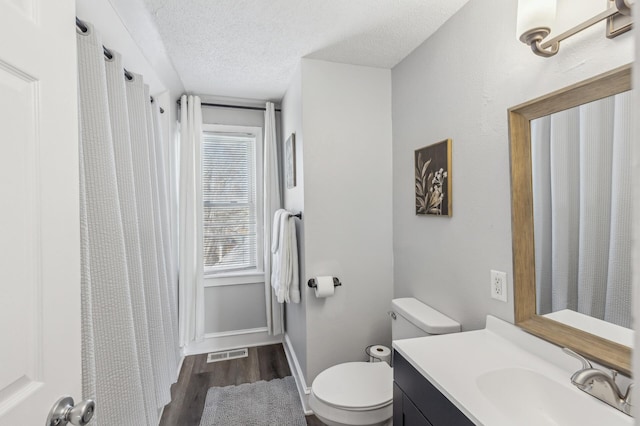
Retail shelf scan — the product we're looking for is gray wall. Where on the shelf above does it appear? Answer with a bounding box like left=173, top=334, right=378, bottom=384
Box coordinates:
left=201, top=102, right=280, bottom=334
left=203, top=284, right=267, bottom=332
left=391, top=0, right=633, bottom=331
left=201, top=102, right=265, bottom=128
left=632, top=9, right=640, bottom=411
left=302, top=59, right=393, bottom=382
left=282, top=59, right=393, bottom=384
left=281, top=64, right=308, bottom=379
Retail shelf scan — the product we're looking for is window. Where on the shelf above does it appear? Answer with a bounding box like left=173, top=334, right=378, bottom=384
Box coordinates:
left=202, top=125, right=263, bottom=275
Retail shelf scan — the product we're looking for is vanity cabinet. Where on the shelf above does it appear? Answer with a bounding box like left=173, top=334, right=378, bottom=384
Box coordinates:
left=393, top=351, right=474, bottom=426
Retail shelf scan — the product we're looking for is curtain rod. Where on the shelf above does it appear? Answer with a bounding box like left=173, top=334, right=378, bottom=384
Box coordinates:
left=78, top=17, right=270, bottom=117
left=176, top=99, right=281, bottom=112
left=76, top=18, right=134, bottom=81
left=150, top=97, right=165, bottom=114
left=76, top=17, right=164, bottom=114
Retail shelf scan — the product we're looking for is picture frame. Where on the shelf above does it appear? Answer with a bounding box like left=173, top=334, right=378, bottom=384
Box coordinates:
left=415, top=139, right=452, bottom=216
left=285, top=133, right=296, bottom=189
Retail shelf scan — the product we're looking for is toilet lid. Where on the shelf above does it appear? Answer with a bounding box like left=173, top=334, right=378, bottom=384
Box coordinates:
left=312, top=362, right=393, bottom=410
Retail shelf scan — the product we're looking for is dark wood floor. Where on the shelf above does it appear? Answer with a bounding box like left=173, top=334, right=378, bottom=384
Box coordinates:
left=159, top=343, right=325, bottom=426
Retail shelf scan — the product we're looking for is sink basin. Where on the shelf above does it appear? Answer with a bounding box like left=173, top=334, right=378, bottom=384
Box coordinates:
left=476, top=368, right=632, bottom=426
left=393, top=317, right=634, bottom=425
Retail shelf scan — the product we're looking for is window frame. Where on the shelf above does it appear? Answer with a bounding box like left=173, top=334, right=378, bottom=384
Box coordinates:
left=201, top=124, right=264, bottom=281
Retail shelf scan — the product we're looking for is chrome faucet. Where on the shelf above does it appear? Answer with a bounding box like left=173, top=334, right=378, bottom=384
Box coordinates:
left=563, top=348, right=633, bottom=416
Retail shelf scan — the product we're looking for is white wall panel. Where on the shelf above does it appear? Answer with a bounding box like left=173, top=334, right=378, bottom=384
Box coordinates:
left=0, top=62, right=39, bottom=406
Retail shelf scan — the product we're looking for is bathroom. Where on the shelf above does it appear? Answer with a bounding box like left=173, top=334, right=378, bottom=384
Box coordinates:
left=1, top=0, right=638, bottom=425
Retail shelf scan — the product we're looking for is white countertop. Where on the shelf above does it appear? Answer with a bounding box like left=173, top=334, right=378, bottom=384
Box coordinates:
left=392, top=315, right=633, bottom=426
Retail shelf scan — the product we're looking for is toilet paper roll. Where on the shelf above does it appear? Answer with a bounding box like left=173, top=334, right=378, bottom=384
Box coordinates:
left=314, top=276, right=335, bottom=298
left=368, top=345, right=391, bottom=364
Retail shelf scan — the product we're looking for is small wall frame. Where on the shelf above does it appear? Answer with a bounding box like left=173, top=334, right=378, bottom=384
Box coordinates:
left=285, top=133, right=296, bottom=189
left=415, top=139, right=452, bottom=216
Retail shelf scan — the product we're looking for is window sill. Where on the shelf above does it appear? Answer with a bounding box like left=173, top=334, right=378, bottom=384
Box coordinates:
left=204, top=270, right=265, bottom=287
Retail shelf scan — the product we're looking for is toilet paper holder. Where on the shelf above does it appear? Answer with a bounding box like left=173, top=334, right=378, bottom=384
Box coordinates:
left=307, top=277, right=342, bottom=288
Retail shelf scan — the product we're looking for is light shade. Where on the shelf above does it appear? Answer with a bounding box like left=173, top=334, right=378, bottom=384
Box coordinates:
left=516, top=0, right=557, bottom=41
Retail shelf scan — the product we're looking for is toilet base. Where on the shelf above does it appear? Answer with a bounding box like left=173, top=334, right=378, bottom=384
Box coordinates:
left=309, top=392, right=392, bottom=426
left=314, top=413, right=392, bottom=426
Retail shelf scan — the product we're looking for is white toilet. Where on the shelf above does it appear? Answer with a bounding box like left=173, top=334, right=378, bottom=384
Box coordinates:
left=309, top=297, right=461, bottom=426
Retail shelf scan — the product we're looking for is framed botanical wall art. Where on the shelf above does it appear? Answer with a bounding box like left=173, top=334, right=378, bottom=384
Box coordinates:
left=415, top=139, right=452, bottom=216
left=285, top=133, right=296, bottom=189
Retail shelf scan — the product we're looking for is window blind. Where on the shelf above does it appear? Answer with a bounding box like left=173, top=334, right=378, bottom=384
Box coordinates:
left=202, top=132, right=257, bottom=272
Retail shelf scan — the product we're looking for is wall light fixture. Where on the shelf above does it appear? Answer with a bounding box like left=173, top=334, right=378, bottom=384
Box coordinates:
left=517, top=0, right=633, bottom=57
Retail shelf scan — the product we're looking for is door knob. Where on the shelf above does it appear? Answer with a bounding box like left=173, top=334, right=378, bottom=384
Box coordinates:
left=46, top=396, right=95, bottom=426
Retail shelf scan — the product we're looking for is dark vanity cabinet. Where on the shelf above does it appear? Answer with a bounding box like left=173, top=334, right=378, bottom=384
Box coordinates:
left=393, top=352, right=474, bottom=426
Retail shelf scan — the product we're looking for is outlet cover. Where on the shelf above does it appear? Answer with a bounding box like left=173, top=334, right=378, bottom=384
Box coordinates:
left=491, top=270, right=507, bottom=302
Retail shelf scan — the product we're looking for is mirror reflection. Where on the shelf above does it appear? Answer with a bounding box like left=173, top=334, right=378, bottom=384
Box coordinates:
left=530, top=90, right=632, bottom=330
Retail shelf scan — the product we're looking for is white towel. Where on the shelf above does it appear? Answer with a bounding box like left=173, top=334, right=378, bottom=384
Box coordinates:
left=276, top=212, right=289, bottom=302
left=270, top=210, right=300, bottom=304
left=271, top=209, right=286, bottom=254
left=288, top=218, right=300, bottom=303
left=270, top=209, right=285, bottom=298
left=271, top=211, right=285, bottom=295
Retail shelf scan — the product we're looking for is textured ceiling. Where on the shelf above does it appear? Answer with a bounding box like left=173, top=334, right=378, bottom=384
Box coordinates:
left=142, top=0, right=470, bottom=100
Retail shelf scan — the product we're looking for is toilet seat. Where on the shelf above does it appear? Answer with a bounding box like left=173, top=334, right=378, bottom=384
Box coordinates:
left=311, top=362, right=393, bottom=411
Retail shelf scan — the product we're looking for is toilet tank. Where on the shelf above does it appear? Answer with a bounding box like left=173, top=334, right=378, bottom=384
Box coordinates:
left=391, top=298, right=460, bottom=340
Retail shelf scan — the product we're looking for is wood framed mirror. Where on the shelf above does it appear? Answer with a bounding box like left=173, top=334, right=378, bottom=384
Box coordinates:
left=508, top=64, right=632, bottom=375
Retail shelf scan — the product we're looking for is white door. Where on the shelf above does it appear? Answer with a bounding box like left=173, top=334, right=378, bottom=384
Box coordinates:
left=0, top=0, right=82, bottom=425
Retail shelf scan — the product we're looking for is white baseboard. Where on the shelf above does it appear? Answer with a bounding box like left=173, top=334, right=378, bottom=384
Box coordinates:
left=175, top=354, right=185, bottom=382
left=183, top=327, right=282, bottom=356
left=160, top=354, right=184, bottom=422
left=158, top=406, right=165, bottom=424
left=283, top=333, right=313, bottom=415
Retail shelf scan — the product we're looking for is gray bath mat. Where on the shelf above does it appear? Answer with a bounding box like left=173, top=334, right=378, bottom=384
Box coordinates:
left=199, top=376, right=306, bottom=426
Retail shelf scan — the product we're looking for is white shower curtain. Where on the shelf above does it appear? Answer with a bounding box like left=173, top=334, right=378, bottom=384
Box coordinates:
left=532, top=91, right=632, bottom=328
left=77, top=23, right=178, bottom=425
left=178, top=95, right=205, bottom=346
left=263, top=102, right=284, bottom=335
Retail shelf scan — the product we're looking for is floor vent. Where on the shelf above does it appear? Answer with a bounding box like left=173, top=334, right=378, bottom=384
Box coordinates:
left=206, top=348, right=249, bottom=363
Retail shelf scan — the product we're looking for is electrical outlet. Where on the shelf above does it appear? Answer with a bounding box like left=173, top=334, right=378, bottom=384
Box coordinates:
left=491, top=270, right=507, bottom=302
